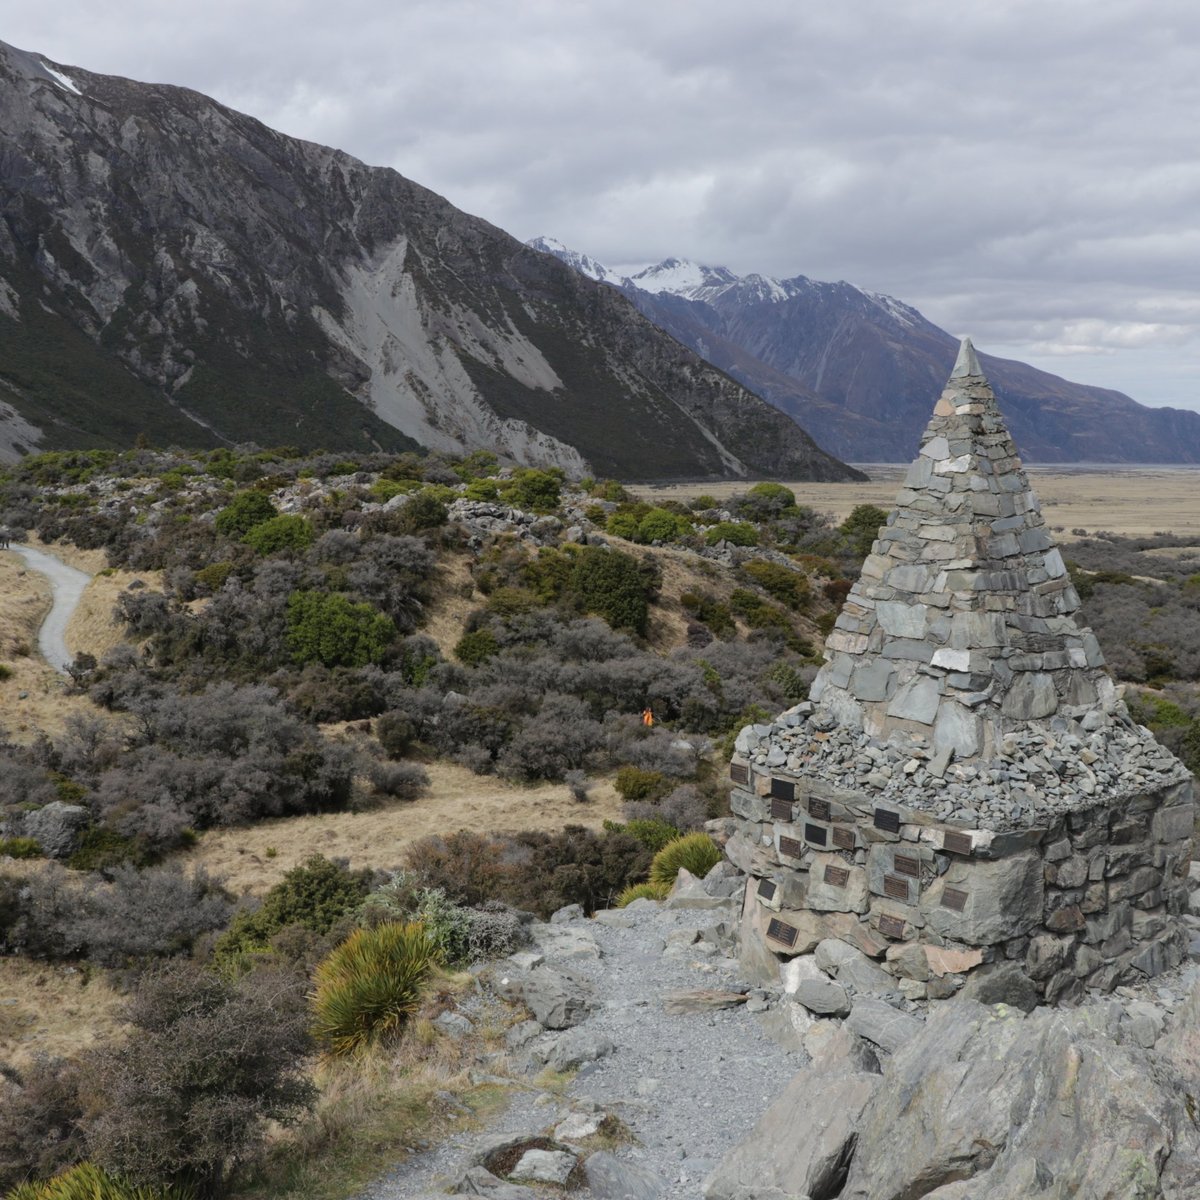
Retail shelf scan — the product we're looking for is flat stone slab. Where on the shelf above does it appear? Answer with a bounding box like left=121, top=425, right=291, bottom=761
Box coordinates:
left=663, top=989, right=749, bottom=1014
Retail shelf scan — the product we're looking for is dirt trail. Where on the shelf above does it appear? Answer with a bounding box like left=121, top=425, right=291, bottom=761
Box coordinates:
left=6, top=543, right=92, bottom=673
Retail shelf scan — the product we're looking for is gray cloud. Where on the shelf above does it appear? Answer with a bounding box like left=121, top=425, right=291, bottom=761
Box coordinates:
left=9, top=0, right=1200, bottom=408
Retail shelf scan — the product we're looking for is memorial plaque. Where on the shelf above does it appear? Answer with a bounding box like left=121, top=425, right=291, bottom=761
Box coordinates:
left=942, top=831, right=972, bottom=856
left=874, top=807, right=901, bottom=834
left=770, top=778, right=796, bottom=802
left=730, top=762, right=750, bottom=785
left=878, top=913, right=906, bottom=939
left=832, top=826, right=856, bottom=851
left=804, top=823, right=828, bottom=848
left=883, top=874, right=911, bottom=902
left=771, top=797, right=794, bottom=822
left=824, top=864, right=850, bottom=888
left=766, top=918, right=799, bottom=948
left=893, top=853, right=920, bottom=878
left=778, top=835, right=805, bottom=860
left=758, top=879, right=777, bottom=902
left=808, top=797, right=832, bottom=822
left=941, top=887, right=968, bottom=912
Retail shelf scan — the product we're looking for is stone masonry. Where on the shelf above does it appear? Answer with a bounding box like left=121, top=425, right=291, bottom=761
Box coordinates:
left=727, top=339, right=1194, bottom=1003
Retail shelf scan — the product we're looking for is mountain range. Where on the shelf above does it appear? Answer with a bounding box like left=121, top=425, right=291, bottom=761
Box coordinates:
left=0, top=41, right=859, bottom=482
left=528, top=238, right=1200, bottom=464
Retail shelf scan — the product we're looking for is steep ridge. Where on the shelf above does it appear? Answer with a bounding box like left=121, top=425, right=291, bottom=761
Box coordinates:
left=0, top=43, right=861, bottom=481
left=528, top=239, right=1200, bottom=464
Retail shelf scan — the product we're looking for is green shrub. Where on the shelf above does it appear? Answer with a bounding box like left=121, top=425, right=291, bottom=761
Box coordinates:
left=215, top=856, right=373, bottom=963
left=614, top=766, right=670, bottom=803
left=589, top=480, right=629, bottom=503
left=455, top=628, right=500, bottom=666
left=747, top=482, right=796, bottom=506
left=67, top=827, right=147, bottom=871
left=392, top=490, right=448, bottom=534
left=680, top=592, right=736, bottom=639
left=464, top=478, right=501, bottom=502
left=193, top=562, right=232, bottom=593
left=6, top=1162, right=192, bottom=1199
left=635, top=507, right=690, bottom=544
left=690, top=494, right=718, bottom=511
left=375, top=711, right=416, bottom=758
left=368, top=478, right=422, bottom=503
left=499, top=468, right=563, bottom=513
left=705, top=522, right=757, bottom=547
left=214, top=491, right=276, bottom=538
left=569, top=546, right=652, bottom=635
left=286, top=590, right=394, bottom=668
left=840, top=504, right=889, bottom=558
left=603, top=817, right=680, bottom=853
left=605, top=511, right=641, bottom=540
left=0, top=837, right=41, bottom=860
left=740, top=560, right=809, bottom=610
left=616, top=881, right=671, bottom=907
left=242, top=515, right=314, bottom=555
left=0, top=664, right=13, bottom=682
left=311, top=922, right=436, bottom=1056
left=649, top=833, right=721, bottom=887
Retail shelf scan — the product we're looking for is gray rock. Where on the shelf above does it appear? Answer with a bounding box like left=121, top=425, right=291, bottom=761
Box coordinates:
left=433, top=1011, right=474, bottom=1038
left=837, top=999, right=1200, bottom=1200
left=21, top=802, right=88, bottom=859
left=922, top=850, right=1044, bottom=945
left=845, top=996, right=924, bottom=1054
left=455, top=1166, right=542, bottom=1196
left=703, top=1067, right=878, bottom=1200
left=500, top=965, right=595, bottom=1029
left=794, top=977, right=852, bottom=1017
left=584, top=1150, right=668, bottom=1200
left=550, top=903, right=584, bottom=924
left=529, top=923, right=601, bottom=961
left=554, top=1111, right=605, bottom=1141
left=505, top=1019, right=543, bottom=1051
left=958, top=961, right=1039, bottom=1013
left=510, top=1148, right=576, bottom=1184
left=666, top=868, right=733, bottom=911
left=537, top=1027, right=616, bottom=1071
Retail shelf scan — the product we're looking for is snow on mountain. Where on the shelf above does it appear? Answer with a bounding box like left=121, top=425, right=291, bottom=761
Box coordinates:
left=525, top=237, right=626, bottom=286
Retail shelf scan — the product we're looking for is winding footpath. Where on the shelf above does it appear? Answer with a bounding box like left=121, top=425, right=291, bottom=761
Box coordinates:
left=5, top=543, right=91, bottom=674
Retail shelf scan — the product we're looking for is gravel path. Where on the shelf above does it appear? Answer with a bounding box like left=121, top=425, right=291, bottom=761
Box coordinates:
left=7, top=543, right=91, bottom=673
left=365, top=897, right=801, bottom=1198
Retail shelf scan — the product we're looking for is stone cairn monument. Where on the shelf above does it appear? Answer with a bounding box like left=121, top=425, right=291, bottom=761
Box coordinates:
left=727, top=339, right=1194, bottom=1003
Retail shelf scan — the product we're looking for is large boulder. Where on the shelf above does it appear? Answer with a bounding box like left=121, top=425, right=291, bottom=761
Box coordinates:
left=20, top=802, right=88, bottom=859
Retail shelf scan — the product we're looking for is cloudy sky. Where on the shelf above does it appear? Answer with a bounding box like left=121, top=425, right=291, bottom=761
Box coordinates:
left=9, top=1, right=1200, bottom=410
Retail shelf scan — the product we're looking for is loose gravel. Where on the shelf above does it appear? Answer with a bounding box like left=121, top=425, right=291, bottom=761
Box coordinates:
left=363, top=898, right=802, bottom=1198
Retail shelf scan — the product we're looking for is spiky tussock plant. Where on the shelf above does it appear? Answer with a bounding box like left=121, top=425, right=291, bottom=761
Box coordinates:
left=312, top=922, right=436, bottom=1057
left=648, top=832, right=721, bottom=888
left=5, top=1162, right=193, bottom=1200
left=616, top=881, right=670, bottom=907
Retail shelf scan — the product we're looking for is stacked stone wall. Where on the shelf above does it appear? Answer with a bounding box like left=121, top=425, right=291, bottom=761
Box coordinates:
left=728, top=762, right=1193, bottom=1002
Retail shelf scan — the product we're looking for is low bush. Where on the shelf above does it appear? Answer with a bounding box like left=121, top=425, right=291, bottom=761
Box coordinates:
left=6, top=1162, right=191, bottom=1199
left=602, top=817, right=680, bottom=853
left=285, top=591, right=394, bottom=668
left=0, top=1058, right=87, bottom=1194
left=0, top=837, right=41, bottom=859
left=374, top=711, right=417, bottom=758
left=215, top=856, right=374, bottom=963
left=455, top=628, right=499, bottom=666
left=648, top=833, right=721, bottom=887
left=366, top=761, right=428, bottom=800
left=242, top=514, right=314, bottom=556
left=705, top=522, right=757, bottom=547
left=311, top=922, right=436, bottom=1057
left=740, top=560, right=809, bottom=610
left=616, top=881, right=670, bottom=906
left=214, top=491, right=276, bottom=539
left=614, top=766, right=670, bottom=803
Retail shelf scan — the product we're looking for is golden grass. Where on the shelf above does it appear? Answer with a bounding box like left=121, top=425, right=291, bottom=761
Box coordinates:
left=181, top=760, right=628, bottom=897
left=0, top=956, right=127, bottom=1069
left=421, top=553, right=477, bottom=658
left=631, top=467, right=1200, bottom=543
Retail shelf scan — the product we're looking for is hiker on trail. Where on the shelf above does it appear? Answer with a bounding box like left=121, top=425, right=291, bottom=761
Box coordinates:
left=641, top=707, right=654, bottom=727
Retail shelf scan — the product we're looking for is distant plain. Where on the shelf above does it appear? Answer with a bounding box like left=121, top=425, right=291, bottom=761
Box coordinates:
left=634, top=466, right=1200, bottom=543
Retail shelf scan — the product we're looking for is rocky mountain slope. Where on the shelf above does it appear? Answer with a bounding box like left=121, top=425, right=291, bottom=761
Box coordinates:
left=0, top=43, right=860, bottom=482
left=528, top=238, right=1200, bottom=463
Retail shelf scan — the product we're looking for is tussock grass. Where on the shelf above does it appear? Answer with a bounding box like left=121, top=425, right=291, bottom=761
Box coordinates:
left=648, top=832, right=721, bottom=888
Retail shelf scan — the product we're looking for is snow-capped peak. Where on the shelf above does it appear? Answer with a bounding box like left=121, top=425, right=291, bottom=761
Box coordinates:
left=526, top=237, right=624, bottom=285
left=627, top=258, right=743, bottom=299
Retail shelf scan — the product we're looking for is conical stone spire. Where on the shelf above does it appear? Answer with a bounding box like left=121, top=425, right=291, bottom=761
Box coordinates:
left=811, top=338, right=1114, bottom=760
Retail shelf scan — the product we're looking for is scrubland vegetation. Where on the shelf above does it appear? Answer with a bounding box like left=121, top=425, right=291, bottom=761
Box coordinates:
left=0, top=445, right=884, bottom=1198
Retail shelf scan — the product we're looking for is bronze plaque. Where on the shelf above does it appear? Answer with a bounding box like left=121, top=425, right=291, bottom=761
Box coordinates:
left=808, top=797, right=832, bottom=822
left=779, top=835, right=804, bottom=859
left=770, top=778, right=796, bottom=802
left=824, top=864, right=850, bottom=888
left=804, top=823, right=828, bottom=848
left=730, top=762, right=750, bottom=785
left=893, top=853, right=920, bottom=878
left=771, top=796, right=793, bottom=822
left=883, top=874, right=911, bottom=902
left=758, top=879, right=777, bottom=902
left=766, top=918, right=798, bottom=948
left=941, top=887, right=968, bottom=912
left=832, top=826, right=855, bottom=851
left=878, top=913, right=906, bottom=939
left=874, top=807, right=901, bottom=834
left=942, top=831, right=972, bottom=856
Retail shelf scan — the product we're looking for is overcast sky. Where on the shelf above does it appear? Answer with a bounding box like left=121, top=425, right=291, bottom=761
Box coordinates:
left=9, top=1, right=1200, bottom=410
